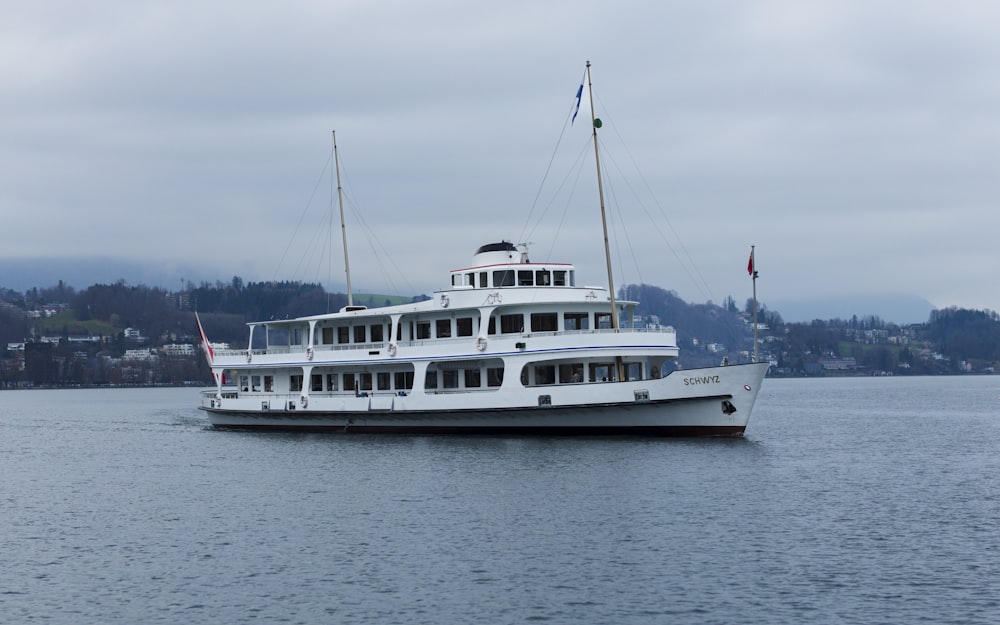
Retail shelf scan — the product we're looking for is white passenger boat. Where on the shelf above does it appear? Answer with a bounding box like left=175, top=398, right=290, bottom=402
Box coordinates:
left=197, top=63, right=769, bottom=435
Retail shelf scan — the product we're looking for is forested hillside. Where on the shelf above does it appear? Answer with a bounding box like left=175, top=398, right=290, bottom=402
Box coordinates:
left=2, top=277, right=1000, bottom=387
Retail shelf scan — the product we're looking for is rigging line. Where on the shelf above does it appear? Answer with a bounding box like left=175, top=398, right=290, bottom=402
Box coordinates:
left=544, top=149, right=590, bottom=262
left=272, top=151, right=334, bottom=282
left=597, top=125, right=715, bottom=303
left=348, top=200, right=411, bottom=297
left=600, top=163, right=643, bottom=293
left=336, top=173, right=414, bottom=298
left=602, top=107, right=717, bottom=302
left=525, top=135, right=592, bottom=253
left=518, top=68, right=590, bottom=246
left=334, top=156, right=412, bottom=297
left=291, top=206, right=330, bottom=284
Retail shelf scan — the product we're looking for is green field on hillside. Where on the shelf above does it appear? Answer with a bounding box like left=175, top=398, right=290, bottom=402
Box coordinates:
left=36, top=310, right=118, bottom=337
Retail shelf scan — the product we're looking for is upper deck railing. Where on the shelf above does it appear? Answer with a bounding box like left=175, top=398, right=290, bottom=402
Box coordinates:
left=212, top=326, right=677, bottom=359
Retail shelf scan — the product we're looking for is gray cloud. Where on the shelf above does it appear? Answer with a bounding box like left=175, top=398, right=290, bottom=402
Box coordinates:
left=3, top=0, right=999, bottom=314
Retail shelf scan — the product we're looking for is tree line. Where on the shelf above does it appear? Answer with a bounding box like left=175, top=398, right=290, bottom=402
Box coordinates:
left=2, top=278, right=999, bottom=387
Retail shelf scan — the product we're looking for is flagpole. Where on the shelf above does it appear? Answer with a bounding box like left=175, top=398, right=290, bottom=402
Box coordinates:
left=750, top=245, right=759, bottom=363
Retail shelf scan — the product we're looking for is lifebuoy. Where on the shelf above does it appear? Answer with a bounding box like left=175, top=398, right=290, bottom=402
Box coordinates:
left=476, top=336, right=487, bottom=352
left=300, top=395, right=308, bottom=408
left=440, top=294, right=450, bottom=308
left=307, top=346, right=314, bottom=361
left=246, top=351, right=252, bottom=363
left=388, top=342, right=398, bottom=357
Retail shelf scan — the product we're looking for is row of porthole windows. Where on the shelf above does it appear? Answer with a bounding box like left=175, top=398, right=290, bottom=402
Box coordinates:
left=452, top=269, right=576, bottom=288
left=523, top=361, right=651, bottom=385
left=282, top=367, right=509, bottom=393
left=293, top=309, right=617, bottom=349
left=287, top=371, right=416, bottom=393
left=237, top=360, right=653, bottom=395
left=426, top=367, right=505, bottom=390
left=416, top=311, right=616, bottom=340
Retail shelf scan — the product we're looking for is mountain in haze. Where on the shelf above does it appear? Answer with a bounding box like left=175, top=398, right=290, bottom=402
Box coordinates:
left=0, top=258, right=212, bottom=293
left=768, top=293, right=936, bottom=325
left=2, top=258, right=939, bottom=325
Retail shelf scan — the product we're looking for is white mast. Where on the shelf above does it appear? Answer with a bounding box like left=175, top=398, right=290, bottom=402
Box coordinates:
left=586, top=61, right=619, bottom=333
left=333, top=130, right=353, bottom=307
left=586, top=61, right=625, bottom=382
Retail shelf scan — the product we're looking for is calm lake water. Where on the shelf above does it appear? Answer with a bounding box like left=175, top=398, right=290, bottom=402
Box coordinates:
left=2, top=376, right=998, bottom=624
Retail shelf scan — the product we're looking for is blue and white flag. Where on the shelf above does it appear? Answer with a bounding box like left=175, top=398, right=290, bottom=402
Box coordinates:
left=571, top=84, right=583, bottom=125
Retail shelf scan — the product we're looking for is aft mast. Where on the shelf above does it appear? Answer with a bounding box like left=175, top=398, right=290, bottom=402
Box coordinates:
left=333, top=130, right=353, bottom=307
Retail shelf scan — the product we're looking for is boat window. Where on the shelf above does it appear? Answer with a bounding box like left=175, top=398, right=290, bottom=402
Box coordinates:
left=394, top=371, right=413, bottom=390
left=264, top=376, right=273, bottom=392
left=416, top=321, right=431, bottom=340
left=466, top=272, right=475, bottom=286
left=553, top=271, right=567, bottom=286
left=517, top=270, right=533, bottom=286
left=564, top=313, right=590, bottom=331
left=559, top=364, right=584, bottom=383
left=530, top=313, right=558, bottom=332
left=360, top=373, right=372, bottom=391
left=626, top=363, right=643, bottom=381
left=596, top=312, right=613, bottom=329
left=442, top=370, right=459, bottom=389
left=337, top=327, right=349, bottom=344
left=250, top=375, right=261, bottom=391
left=371, top=324, right=384, bottom=342
left=290, top=328, right=303, bottom=346
left=268, top=327, right=289, bottom=347
left=456, top=317, right=473, bottom=337
left=487, top=367, right=504, bottom=387
left=311, top=374, right=323, bottom=392
left=239, top=375, right=249, bottom=392
left=344, top=373, right=356, bottom=391
left=493, top=270, right=515, bottom=287
left=452, top=274, right=460, bottom=286
left=464, top=369, right=481, bottom=388
left=569, top=270, right=576, bottom=286
left=535, top=271, right=551, bottom=286
left=589, top=363, right=614, bottom=382
left=377, top=372, right=391, bottom=390
left=354, top=326, right=366, bottom=343
left=321, top=327, right=334, bottom=344
left=436, top=319, right=451, bottom=338
left=500, top=314, right=523, bottom=334
left=326, top=374, right=338, bottom=391
left=425, top=370, right=438, bottom=390
left=290, top=374, right=303, bottom=392
left=479, top=272, right=488, bottom=287
left=534, top=365, right=556, bottom=385
left=488, top=316, right=497, bottom=335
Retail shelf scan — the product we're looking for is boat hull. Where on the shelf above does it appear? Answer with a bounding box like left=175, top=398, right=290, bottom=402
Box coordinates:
left=200, top=362, right=768, bottom=437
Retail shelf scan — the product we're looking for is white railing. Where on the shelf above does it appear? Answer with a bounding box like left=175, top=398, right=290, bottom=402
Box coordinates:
left=212, top=326, right=676, bottom=359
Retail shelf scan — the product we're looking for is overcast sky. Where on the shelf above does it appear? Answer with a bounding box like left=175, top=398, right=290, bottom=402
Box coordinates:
left=3, top=0, right=999, bottom=315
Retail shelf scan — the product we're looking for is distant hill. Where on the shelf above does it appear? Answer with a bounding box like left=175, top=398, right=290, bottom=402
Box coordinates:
left=0, top=257, right=936, bottom=326
left=0, top=258, right=209, bottom=292
left=768, top=294, right=936, bottom=325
